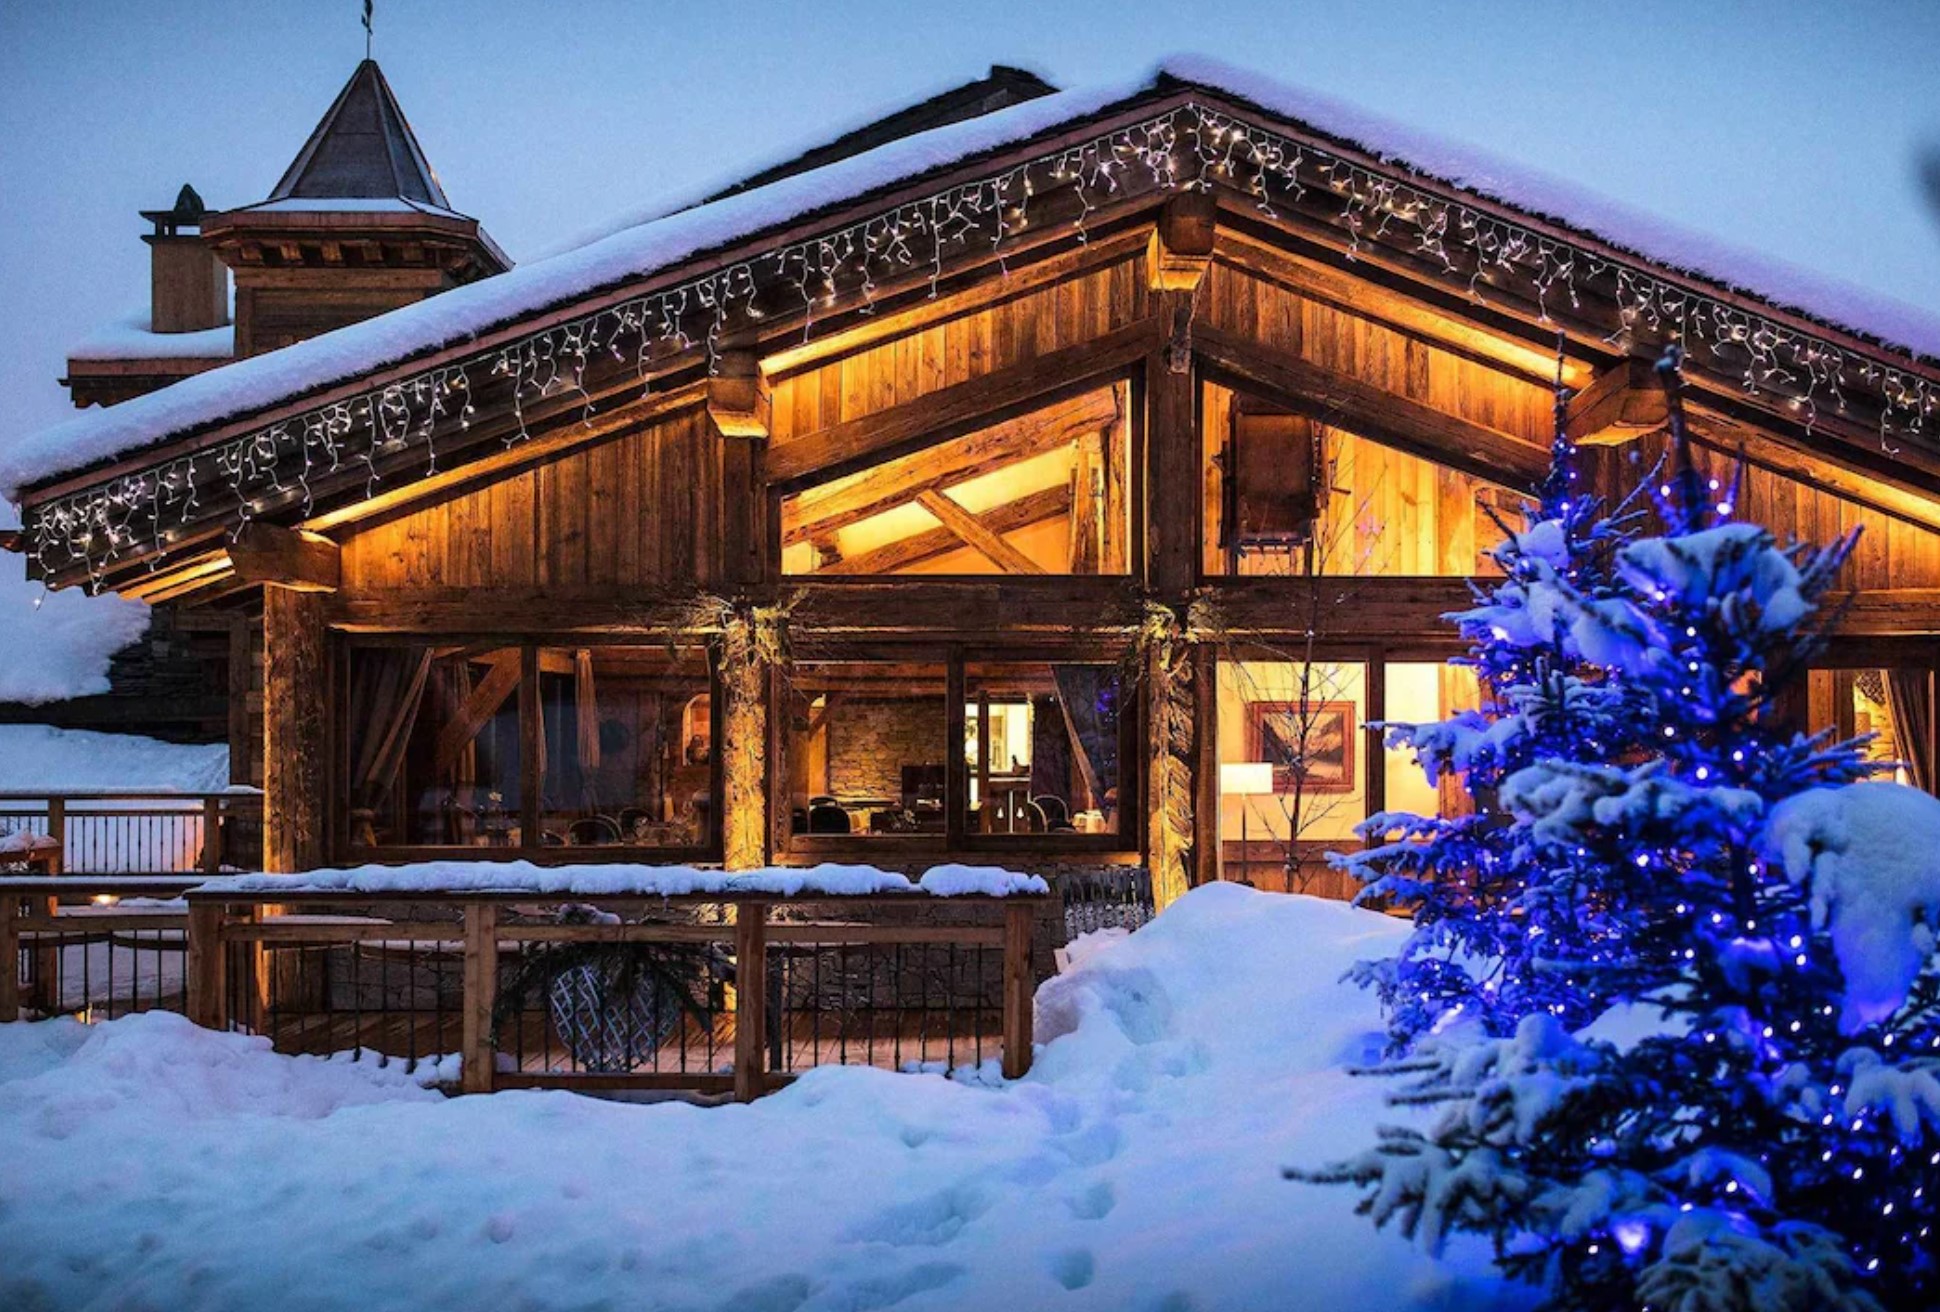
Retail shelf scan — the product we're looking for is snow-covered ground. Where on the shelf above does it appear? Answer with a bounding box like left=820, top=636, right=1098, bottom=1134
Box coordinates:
left=0, top=885, right=1523, bottom=1312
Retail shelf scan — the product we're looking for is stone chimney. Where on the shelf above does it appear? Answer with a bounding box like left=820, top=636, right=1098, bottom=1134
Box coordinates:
left=140, top=185, right=229, bottom=333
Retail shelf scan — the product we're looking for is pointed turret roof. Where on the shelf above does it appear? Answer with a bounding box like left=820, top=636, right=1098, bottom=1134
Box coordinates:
left=268, top=59, right=450, bottom=208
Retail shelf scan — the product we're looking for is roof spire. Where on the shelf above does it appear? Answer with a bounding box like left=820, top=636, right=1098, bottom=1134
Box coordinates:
left=362, top=0, right=373, bottom=62
left=267, top=58, right=450, bottom=209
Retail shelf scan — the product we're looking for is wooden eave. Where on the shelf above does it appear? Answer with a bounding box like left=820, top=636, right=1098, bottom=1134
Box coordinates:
left=22, top=83, right=1940, bottom=592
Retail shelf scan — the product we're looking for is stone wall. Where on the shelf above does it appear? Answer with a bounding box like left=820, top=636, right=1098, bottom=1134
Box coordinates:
left=826, top=695, right=945, bottom=801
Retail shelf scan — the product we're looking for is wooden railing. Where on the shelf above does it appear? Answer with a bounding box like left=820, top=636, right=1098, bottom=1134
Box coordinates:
left=5, top=879, right=1044, bottom=1099
left=0, top=791, right=263, bottom=875
left=0, top=876, right=202, bottom=1023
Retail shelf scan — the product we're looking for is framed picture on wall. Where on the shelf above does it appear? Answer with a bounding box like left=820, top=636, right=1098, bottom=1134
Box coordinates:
left=1246, top=699, right=1356, bottom=794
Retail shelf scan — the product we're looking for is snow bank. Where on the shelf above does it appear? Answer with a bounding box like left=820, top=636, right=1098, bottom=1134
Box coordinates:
left=1763, top=782, right=1940, bottom=1030
left=0, top=885, right=1523, bottom=1311
left=0, top=555, right=150, bottom=705
left=0, top=723, right=229, bottom=792
left=197, top=858, right=1049, bottom=898
left=7, top=55, right=1934, bottom=500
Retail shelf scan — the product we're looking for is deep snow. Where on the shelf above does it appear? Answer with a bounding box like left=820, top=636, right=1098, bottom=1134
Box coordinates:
left=0, top=885, right=1524, bottom=1312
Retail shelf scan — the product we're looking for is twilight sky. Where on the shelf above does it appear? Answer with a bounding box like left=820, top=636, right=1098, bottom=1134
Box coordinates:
left=1, top=0, right=1935, bottom=484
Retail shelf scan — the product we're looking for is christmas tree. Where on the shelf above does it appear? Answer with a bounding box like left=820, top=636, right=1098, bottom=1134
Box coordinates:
left=1341, top=346, right=1649, bottom=1044
left=1298, top=350, right=1940, bottom=1311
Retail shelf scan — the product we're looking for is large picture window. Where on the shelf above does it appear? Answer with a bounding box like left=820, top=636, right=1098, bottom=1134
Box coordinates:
left=784, top=652, right=1134, bottom=851
left=343, top=643, right=717, bottom=856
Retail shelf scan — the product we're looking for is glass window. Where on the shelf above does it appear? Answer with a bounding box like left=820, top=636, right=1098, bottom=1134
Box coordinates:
left=964, top=661, right=1124, bottom=836
left=535, top=647, right=714, bottom=850
left=1383, top=661, right=1482, bottom=820
left=779, top=383, right=1130, bottom=577
left=785, top=661, right=949, bottom=838
left=1216, top=658, right=1367, bottom=891
left=346, top=645, right=523, bottom=849
left=1807, top=667, right=1936, bottom=793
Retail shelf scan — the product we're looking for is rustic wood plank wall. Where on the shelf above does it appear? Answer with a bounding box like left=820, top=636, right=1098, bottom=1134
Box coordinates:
left=339, top=408, right=723, bottom=595
left=766, top=258, right=1151, bottom=450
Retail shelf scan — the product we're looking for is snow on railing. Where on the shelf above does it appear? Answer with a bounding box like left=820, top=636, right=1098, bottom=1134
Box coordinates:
left=0, top=790, right=263, bottom=875
left=3, top=864, right=1050, bottom=1099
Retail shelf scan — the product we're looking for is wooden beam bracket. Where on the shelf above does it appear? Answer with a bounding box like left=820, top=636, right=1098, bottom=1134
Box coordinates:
left=1148, top=192, right=1216, bottom=293
left=1565, top=357, right=1668, bottom=447
left=227, top=522, right=341, bottom=593
left=706, top=350, right=771, bottom=440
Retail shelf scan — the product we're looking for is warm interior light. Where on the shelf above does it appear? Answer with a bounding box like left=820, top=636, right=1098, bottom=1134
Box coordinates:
left=1219, top=762, right=1276, bottom=797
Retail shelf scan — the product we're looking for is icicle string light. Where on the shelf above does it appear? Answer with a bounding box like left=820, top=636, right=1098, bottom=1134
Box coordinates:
left=28, top=100, right=1938, bottom=587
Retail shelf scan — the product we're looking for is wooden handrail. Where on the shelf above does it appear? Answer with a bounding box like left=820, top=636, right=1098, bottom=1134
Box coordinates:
left=6, top=880, right=1043, bottom=1092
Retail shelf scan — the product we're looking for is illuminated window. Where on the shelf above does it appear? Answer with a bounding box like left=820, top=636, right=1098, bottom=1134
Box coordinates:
left=965, top=662, right=1124, bottom=836
left=780, top=383, right=1129, bottom=577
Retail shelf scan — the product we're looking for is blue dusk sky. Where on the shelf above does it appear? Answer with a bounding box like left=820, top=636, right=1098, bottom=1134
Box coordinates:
left=1, top=0, right=1935, bottom=474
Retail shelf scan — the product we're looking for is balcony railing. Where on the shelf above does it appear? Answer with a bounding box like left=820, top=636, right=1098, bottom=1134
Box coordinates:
left=2, top=875, right=1046, bottom=1099
left=0, top=790, right=263, bottom=875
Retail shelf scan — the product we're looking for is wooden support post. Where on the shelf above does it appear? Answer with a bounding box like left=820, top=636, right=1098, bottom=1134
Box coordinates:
left=0, top=892, right=19, bottom=1023
left=720, top=614, right=770, bottom=871
left=461, top=903, right=499, bottom=1095
left=733, top=900, right=768, bottom=1102
left=1143, top=619, right=1198, bottom=912
left=263, top=587, right=329, bottom=873
left=1145, top=306, right=1200, bottom=598
left=1190, top=642, right=1221, bottom=889
left=201, top=796, right=222, bottom=874
left=1001, top=901, right=1036, bottom=1081
left=46, top=797, right=66, bottom=864
left=186, top=902, right=227, bottom=1029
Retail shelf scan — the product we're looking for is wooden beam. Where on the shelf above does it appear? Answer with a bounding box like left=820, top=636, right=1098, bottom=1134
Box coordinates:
left=1211, top=227, right=1593, bottom=388
left=432, top=652, right=521, bottom=777
left=1566, top=358, right=1668, bottom=446
left=766, top=316, right=1157, bottom=486
left=1148, top=193, right=1216, bottom=292
left=781, top=388, right=1119, bottom=546
left=913, top=490, right=1047, bottom=574
left=820, top=484, right=1072, bottom=575
left=706, top=350, right=770, bottom=440
left=226, top=522, right=341, bottom=592
left=1192, top=323, right=1549, bottom=490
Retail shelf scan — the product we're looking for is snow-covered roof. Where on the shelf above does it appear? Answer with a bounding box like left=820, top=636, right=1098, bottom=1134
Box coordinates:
left=0, top=554, right=149, bottom=704
left=6, top=55, right=1936, bottom=502
left=66, top=310, right=234, bottom=364
left=0, top=723, right=229, bottom=791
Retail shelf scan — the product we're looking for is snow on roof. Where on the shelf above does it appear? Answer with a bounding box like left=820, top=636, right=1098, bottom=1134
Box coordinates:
left=0, top=723, right=228, bottom=792
left=5, top=55, right=1936, bottom=502
left=0, top=554, right=150, bottom=705
left=66, top=310, right=234, bottom=364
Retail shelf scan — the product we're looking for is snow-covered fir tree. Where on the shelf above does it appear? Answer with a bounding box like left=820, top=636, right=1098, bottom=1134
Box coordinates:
left=1341, top=350, right=1649, bottom=1044
left=1298, top=350, right=1940, bottom=1311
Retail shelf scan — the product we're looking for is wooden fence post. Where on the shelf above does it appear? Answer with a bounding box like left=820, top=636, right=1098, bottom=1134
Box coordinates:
left=186, top=902, right=227, bottom=1029
left=0, top=893, right=19, bottom=1023
left=1002, top=901, right=1036, bottom=1080
left=462, top=904, right=499, bottom=1094
left=46, top=798, right=65, bottom=871
left=734, top=899, right=768, bottom=1102
left=201, top=796, right=222, bottom=874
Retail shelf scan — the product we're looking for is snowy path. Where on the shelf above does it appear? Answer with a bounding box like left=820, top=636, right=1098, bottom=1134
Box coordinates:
left=0, top=886, right=1525, bottom=1311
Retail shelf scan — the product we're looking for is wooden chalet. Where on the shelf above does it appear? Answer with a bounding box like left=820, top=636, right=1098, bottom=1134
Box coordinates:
left=10, top=56, right=1940, bottom=906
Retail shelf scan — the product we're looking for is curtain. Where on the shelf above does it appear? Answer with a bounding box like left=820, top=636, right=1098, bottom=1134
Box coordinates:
left=348, top=648, right=433, bottom=812
left=1886, top=668, right=1936, bottom=794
